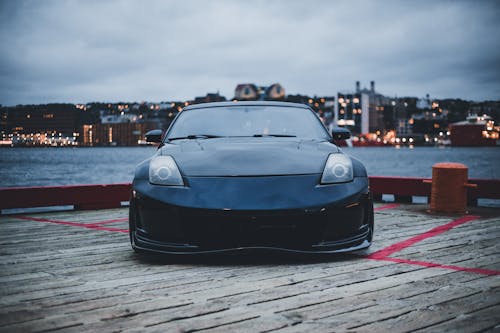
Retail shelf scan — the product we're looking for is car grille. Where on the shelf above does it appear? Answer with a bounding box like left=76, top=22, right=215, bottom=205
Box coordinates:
left=181, top=210, right=327, bottom=248
left=136, top=195, right=368, bottom=250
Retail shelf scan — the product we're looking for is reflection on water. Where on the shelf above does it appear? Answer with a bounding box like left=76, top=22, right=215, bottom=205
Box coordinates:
left=0, top=146, right=498, bottom=187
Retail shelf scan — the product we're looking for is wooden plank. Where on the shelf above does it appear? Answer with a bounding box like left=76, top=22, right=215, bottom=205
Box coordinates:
left=345, top=288, right=500, bottom=332
left=412, top=303, right=500, bottom=332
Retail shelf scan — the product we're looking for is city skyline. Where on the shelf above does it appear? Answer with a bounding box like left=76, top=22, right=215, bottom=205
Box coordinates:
left=1, top=0, right=500, bottom=106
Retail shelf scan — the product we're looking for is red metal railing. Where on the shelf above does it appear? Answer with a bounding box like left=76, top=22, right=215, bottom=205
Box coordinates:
left=369, top=177, right=500, bottom=205
left=0, top=177, right=498, bottom=213
left=0, top=183, right=131, bottom=211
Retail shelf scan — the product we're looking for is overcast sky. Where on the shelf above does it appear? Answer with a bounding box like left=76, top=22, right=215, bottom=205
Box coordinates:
left=1, top=0, right=499, bottom=105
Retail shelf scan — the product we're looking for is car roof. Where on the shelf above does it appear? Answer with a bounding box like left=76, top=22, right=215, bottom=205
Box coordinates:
left=183, top=101, right=310, bottom=111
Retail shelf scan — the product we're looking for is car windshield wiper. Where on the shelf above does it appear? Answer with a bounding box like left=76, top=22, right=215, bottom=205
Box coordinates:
left=167, top=134, right=224, bottom=141
left=252, top=134, right=297, bottom=137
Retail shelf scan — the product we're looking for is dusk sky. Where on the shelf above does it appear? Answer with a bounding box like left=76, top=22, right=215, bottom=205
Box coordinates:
left=1, top=0, right=499, bottom=105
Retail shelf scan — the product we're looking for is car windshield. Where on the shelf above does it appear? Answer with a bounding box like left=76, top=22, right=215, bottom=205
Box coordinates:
left=166, top=105, right=330, bottom=140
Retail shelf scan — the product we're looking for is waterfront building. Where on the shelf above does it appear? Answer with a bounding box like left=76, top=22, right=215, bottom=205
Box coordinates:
left=335, top=91, right=364, bottom=133
left=362, top=81, right=387, bottom=134
left=234, top=84, right=259, bottom=100
left=234, top=83, right=285, bottom=101
left=298, top=96, right=335, bottom=126
left=192, top=92, right=226, bottom=104
left=100, top=113, right=138, bottom=124
left=335, top=81, right=386, bottom=134
left=315, top=97, right=335, bottom=125
left=416, top=94, right=431, bottom=110
left=0, top=104, right=82, bottom=146
left=410, top=100, right=448, bottom=135
left=81, top=121, right=160, bottom=146
left=264, top=83, right=286, bottom=100
left=392, top=98, right=416, bottom=136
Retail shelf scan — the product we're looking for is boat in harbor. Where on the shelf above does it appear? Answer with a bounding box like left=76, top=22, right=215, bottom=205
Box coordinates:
left=449, top=114, right=499, bottom=146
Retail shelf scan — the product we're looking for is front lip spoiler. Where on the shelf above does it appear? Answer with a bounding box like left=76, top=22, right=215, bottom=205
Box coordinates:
left=131, top=231, right=371, bottom=255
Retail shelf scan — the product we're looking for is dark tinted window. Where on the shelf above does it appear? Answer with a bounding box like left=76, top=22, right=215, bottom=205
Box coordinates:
left=167, top=106, right=329, bottom=140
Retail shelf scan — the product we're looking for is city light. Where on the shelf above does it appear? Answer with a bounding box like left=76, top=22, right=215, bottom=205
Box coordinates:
left=2, top=82, right=499, bottom=148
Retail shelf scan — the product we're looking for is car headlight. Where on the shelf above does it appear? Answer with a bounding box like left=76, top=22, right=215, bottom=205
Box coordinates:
left=321, top=153, right=353, bottom=184
left=149, top=155, right=184, bottom=186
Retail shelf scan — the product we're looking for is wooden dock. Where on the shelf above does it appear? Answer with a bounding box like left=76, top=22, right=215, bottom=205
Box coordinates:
left=1, top=203, right=499, bottom=332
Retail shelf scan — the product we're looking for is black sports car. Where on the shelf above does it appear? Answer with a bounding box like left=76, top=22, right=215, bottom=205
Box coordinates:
left=129, top=101, right=373, bottom=254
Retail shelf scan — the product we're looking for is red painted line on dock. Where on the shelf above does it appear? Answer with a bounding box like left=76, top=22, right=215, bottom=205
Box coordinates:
left=364, top=214, right=500, bottom=276
left=88, top=225, right=128, bottom=233
left=367, top=215, right=480, bottom=259
left=374, top=203, right=400, bottom=211
left=89, top=217, right=128, bottom=226
left=15, top=215, right=90, bottom=227
left=372, top=257, right=500, bottom=276
left=14, top=216, right=128, bottom=233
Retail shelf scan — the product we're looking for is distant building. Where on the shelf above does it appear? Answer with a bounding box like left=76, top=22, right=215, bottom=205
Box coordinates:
left=264, top=83, right=285, bottom=100
left=285, top=94, right=310, bottom=104
left=234, top=83, right=285, bottom=101
left=335, top=92, right=364, bottom=133
left=292, top=96, right=335, bottom=126
left=359, top=81, right=388, bottom=133
left=192, top=92, right=226, bottom=104
left=1, top=104, right=82, bottom=146
left=1, top=104, right=80, bottom=135
left=417, top=94, right=431, bottom=109
left=335, top=81, right=394, bottom=134
left=100, top=113, right=138, bottom=124
left=81, top=121, right=160, bottom=146
left=234, top=84, right=259, bottom=100
left=335, top=81, right=374, bottom=134
left=410, top=100, right=448, bottom=135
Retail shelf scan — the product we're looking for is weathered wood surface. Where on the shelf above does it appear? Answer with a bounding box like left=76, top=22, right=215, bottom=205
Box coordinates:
left=0, top=204, right=499, bottom=332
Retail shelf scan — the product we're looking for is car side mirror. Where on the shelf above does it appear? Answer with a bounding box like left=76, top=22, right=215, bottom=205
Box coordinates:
left=331, top=127, right=351, bottom=140
left=145, top=129, right=163, bottom=143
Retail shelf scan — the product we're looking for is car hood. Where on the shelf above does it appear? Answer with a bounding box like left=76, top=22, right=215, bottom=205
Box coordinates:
left=158, top=138, right=339, bottom=177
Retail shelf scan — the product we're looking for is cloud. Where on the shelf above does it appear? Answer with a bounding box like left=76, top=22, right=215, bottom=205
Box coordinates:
left=0, top=0, right=499, bottom=105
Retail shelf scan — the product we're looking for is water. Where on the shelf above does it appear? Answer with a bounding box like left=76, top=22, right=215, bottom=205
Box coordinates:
left=0, top=146, right=499, bottom=188
left=0, top=147, right=157, bottom=187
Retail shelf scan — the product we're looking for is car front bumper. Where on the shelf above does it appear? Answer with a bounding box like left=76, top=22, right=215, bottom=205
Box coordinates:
left=130, top=175, right=372, bottom=254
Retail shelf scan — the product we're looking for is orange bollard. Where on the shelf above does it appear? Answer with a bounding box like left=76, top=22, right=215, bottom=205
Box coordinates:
left=423, top=162, right=477, bottom=214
